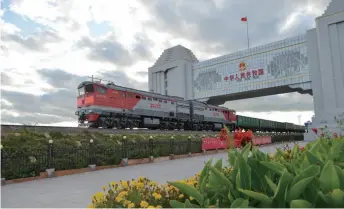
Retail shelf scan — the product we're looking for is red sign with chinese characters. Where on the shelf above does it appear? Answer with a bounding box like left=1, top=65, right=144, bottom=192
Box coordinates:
left=224, top=68, right=264, bottom=82
left=150, top=103, right=161, bottom=108
left=202, top=137, right=229, bottom=150
left=252, top=136, right=272, bottom=145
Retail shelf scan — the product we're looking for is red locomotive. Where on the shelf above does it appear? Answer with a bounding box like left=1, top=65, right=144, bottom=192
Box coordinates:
left=75, top=77, right=237, bottom=131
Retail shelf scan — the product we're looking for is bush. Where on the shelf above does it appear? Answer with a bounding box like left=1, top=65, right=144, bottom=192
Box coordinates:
left=89, top=166, right=234, bottom=208
left=0, top=131, right=205, bottom=180
left=90, top=137, right=344, bottom=208
left=169, top=137, right=344, bottom=208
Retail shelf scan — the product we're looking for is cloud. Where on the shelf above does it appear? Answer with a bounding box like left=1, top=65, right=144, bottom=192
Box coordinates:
left=140, top=0, right=330, bottom=54
left=1, top=0, right=330, bottom=126
left=2, top=28, right=63, bottom=52
left=77, top=35, right=134, bottom=66
left=1, top=69, right=148, bottom=125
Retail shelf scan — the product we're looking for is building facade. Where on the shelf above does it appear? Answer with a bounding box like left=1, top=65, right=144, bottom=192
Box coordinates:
left=148, top=0, right=344, bottom=140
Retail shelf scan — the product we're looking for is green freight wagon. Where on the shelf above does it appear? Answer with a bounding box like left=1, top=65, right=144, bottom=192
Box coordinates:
left=275, top=121, right=286, bottom=131
left=294, top=124, right=306, bottom=133
left=236, top=115, right=260, bottom=131
left=260, top=119, right=275, bottom=131
left=285, top=122, right=294, bottom=132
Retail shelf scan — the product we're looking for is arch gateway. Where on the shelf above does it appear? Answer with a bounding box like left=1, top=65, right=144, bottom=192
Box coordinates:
left=148, top=0, right=344, bottom=141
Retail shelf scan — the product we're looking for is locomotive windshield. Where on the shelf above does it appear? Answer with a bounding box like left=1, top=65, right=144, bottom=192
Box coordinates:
left=78, top=84, right=94, bottom=96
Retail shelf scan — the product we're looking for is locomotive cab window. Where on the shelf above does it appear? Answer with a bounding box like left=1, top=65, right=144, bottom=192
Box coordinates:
left=136, top=95, right=141, bottom=99
left=78, top=84, right=94, bottom=96
left=85, top=84, right=94, bottom=93
left=78, top=87, right=85, bottom=96
left=96, top=86, right=106, bottom=94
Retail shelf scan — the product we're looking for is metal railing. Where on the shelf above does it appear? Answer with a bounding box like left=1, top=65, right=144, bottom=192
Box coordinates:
left=0, top=138, right=202, bottom=180
left=0, top=134, right=303, bottom=181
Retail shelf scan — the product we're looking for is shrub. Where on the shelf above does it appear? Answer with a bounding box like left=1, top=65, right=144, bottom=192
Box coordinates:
left=88, top=175, right=199, bottom=208
left=169, top=138, right=344, bottom=208
left=89, top=166, right=235, bottom=208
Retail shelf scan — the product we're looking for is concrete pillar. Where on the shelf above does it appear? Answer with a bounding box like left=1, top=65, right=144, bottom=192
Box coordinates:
left=46, top=168, right=55, bottom=178
left=149, top=156, right=154, bottom=163
left=121, top=158, right=128, bottom=167
left=88, top=164, right=96, bottom=171
left=305, top=0, right=344, bottom=141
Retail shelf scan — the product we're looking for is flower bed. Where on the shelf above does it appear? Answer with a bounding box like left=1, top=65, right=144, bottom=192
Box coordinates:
left=90, top=137, right=344, bottom=208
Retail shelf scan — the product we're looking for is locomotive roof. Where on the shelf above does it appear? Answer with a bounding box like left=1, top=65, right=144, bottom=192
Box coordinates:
left=77, top=81, right=184, bottom=101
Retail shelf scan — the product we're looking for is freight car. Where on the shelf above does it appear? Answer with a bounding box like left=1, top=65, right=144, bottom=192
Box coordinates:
left=235, top=115, right=306, bottom=133
left=75, top=78, right=237, bottom=131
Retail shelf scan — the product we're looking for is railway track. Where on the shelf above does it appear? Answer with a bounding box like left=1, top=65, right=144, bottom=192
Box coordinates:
left=0, top=124, right=219, bottom=135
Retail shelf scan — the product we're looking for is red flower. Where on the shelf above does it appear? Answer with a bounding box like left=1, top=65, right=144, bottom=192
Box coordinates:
left=300, top=146, right=305, bottom=151
left=233, top=129, right=253, bottom=148
left=312, top=128, right=318, bottom=134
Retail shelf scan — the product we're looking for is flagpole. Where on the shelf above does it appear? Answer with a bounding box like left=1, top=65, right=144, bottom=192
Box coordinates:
left=246, top=19, right=250, bottom=49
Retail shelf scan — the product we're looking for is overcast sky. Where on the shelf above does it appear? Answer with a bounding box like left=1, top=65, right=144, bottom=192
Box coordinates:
left=1, top=0, right=331, bottom=126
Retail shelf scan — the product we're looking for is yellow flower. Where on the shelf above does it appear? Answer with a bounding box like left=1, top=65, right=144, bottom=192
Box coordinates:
left=87, top=204, right=94, bottom=208
left=147, top=206, right=155, bottom=208
left=135, top=182, right=145, bottom=189
left=140, top=201, right=149, bottom=208
left=149, top=181, right=157, bottom=186
left=92, top=192, right=105, bottom=202
left=156, top=205, right=162, bottom=208
left=102, top=186, right=107, bottom=190
left=189, top=196, right=194, bottom=200
left=128, top=203, right=135, bottom=208
left=115, top=195, right=123, bottom=202
left=152, top=192, right=162, bottom=200
left=118, top=191, right=128, bottom=197
left=121, top=181, right=128, bottom=188
left=179, top=194, right=184, bottom=198
left=124, top=200, right=132, bottom=206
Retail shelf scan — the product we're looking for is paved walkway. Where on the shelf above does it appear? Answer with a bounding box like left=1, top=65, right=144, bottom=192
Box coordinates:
left=1, top=141, right=307, bottom=208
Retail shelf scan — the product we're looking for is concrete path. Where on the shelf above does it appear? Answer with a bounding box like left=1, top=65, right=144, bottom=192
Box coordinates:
left=1, top=141, right=307, bottom=208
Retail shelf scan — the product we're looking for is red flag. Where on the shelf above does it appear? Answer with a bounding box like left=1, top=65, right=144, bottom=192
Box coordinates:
left=241, top=17, right=247, bottom=21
